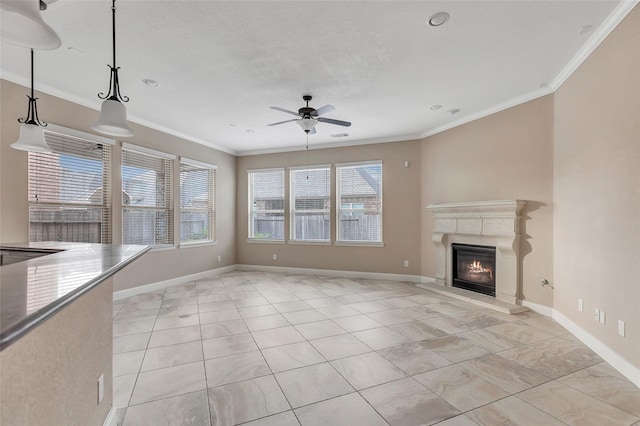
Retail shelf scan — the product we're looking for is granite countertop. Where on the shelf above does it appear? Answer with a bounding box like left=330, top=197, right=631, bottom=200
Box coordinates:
left=0, top=242, right=149, bottom=350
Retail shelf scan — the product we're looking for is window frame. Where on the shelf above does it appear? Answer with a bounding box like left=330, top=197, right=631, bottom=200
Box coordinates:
left=247, top=167, right=285, bottom=243
left=335, top=160, right=384, bottom=247
left=179, top=157, right=217, bottom=247
left=121, top=142, right=176, bottom=249
left=27, top=124, right=114, bottom=244
left=289, top=164, right=332, bottom=244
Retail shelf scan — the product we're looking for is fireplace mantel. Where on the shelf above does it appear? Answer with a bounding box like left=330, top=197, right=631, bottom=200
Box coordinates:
left=426, top=200, right=526, bottom=304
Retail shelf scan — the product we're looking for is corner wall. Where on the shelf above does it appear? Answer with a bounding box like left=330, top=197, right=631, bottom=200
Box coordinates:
left=420, top=95, right=555, bottom=308
left=553, top=5, right=639, bottom=371
left=0, top=79, right=237, bottom=291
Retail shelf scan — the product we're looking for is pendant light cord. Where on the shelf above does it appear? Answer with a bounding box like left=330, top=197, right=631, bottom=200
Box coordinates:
left=306, top=132, right=309, bottom=180
left=30, top=48, right=34, bottom=100
left=97, top=0, right=129, bottom=102
left=111, top=0, right=117, bottom=69
left=18, top=49, right=46, bottom=127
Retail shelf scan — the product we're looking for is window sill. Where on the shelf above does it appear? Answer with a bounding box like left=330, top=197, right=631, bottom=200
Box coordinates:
left=149, top=245, right=177, bottom=252
left=247, top=239, right=285, bottom=244
left=179, top=241, right=217, bottom=249
left=288, top=240, right=331, bottom=246
left=334, top=241, right=384, bottom=248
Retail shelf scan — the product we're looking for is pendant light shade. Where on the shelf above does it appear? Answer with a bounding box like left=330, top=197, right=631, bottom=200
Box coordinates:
left=11, top=123, right=50, bottom=152
left=0, top=0, right=61, bottom=50
left=11, top=49, right=52, bottom=153
left=91, top=98, right=134, bottom=137
left=91, top=0, right=133, bottom=137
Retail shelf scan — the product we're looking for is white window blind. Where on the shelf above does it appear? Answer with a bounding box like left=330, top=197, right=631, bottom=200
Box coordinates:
left=336, top=161, right=383, bottom=243
left=180, top=158, right=216, bottom=244
left=122, top=145, right=174, bottom=246
left=28, top=128, right=112, bottom=243
left=290, top=166, right=331, bottom=242
left=248, top=168, right=284, bottom=240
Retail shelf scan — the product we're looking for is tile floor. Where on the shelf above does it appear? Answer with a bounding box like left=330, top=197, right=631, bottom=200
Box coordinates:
left=112, top=271, right=640, bottom=426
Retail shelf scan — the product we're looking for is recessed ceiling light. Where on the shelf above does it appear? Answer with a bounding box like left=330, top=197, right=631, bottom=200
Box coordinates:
left=428, top=12, right=450, bottom=27
left=142, top=78, right=159, bottom=87
left=229, top=123, right=237, bottom=128
left=331, top=133, right=349, bottom=138
left=447, top=108, right=461, bottom=116
left=430, top=105, right=443, bottom=110
left=245, top=129, right=255, bottom=134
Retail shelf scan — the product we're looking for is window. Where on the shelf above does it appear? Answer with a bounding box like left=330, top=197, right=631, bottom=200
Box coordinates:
left=336, top=161, right=383, bottom=244
left=180, top=158, right=216, bottom=244
left=248, top=168, right=284, bottom=241
left=28, top=125, right=113, bottom=243
left=290, top=166, right=331, bottom=242
left=122, top=143, right=174, bottom=247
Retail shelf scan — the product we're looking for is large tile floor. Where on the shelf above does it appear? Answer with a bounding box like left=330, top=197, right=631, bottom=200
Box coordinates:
left=112, top=271, right=640, bottom=426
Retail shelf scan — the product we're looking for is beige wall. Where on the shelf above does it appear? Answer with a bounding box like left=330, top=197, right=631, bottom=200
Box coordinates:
left=236, top=141, right=423, bottom=275
left=1, top=278, right=113, bottom=426
left=420, top=95, right=555, bottom=307
left=553, top=6, right=639, bottom=368
left=0, top=79, right=237, bottom=291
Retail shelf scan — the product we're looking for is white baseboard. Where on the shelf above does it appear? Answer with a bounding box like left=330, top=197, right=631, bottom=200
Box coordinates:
left=113, top=265, right=236, bottom=300
left=551, top=309, right=640, bottom=388
left=236, top=264, right=423, bottom=283
left=103, top=407, right=116, bottom=426
left=521, top=299, right=554, bottom=317
left=522, top=300, right=639, bottom=387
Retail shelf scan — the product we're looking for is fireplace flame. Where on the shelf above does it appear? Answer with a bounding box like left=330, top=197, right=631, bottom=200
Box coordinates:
left=468, top=260, right=493, bottom=280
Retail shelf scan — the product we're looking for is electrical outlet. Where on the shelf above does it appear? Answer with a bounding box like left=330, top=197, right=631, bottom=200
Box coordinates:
left=217, top=255, right=221, bottom=262
left=599, top=310, right=606, bottom=325
left=272, top=254, right=277, bottom=261
left=403, top=260, right=409, bottom=267
left=578, top=298, right=583, bottom=312
left=594, top=308, right=600, bottom=322
left=618, top=320, right=625, bottom=337
left=98, top=374, right=104, bottom=404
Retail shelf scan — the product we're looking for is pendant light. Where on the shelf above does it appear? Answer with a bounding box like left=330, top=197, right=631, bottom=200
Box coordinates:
left=11, top=49, right=52, bottom=153
left=1, top=0, right=61, bottom=50
left=91, top=0, right=133, bottom=137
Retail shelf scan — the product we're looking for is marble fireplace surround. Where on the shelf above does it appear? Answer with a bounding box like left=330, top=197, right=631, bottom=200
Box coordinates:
left=426, top=200, right=526, bottom=304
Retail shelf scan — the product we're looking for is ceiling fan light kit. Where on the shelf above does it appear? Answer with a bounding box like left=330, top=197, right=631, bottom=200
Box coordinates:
left=0, top=0, right=61, bottom=50
left=296, top=118, right=319, bottom=133
left=11, top=49, right=52, bottom=153
left=91, top=0, right=134, bottom=138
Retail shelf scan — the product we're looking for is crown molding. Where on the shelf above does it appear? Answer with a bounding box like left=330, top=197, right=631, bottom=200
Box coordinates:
left=550, top=0, right=640, bottom=91
left=1, top=73, right=237, bottom=156
left=419, top=87, right=553, bottom=140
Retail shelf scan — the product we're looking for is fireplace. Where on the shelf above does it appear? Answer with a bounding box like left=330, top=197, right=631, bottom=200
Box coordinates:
left=452, top=244, right=496, bottom=296
left=426, top=200, right=526, bottom=304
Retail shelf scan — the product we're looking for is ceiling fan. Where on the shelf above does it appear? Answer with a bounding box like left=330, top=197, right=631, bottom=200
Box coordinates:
left=268, top=95, right=351, bottom=134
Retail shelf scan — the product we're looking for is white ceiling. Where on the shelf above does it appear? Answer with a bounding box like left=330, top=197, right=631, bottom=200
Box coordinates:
left=0, top=1, right=629, bottom=155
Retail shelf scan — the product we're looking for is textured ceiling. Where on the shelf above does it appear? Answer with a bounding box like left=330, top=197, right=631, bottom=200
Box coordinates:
left=0, top=1, right=628, bottom=155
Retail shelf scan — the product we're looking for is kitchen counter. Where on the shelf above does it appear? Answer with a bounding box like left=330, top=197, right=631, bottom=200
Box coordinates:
left=0, top=242, right=149, bottom=350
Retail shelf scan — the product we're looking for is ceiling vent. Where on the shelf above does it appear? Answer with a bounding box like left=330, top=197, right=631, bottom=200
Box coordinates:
left=330, top=133, right=349, bottom=138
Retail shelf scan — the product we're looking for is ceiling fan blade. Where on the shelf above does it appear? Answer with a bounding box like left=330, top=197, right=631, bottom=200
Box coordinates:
left=317, top=117, right=351, bottom=127
left=270, top=106, right=300, bottom=116
left=267, top=119, right=298, bottom=126
left=313, top=105, right=335, bottom=117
